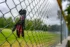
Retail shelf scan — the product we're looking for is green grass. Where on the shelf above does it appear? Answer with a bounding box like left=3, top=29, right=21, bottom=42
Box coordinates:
left=0, top=29, right=60, bottom=47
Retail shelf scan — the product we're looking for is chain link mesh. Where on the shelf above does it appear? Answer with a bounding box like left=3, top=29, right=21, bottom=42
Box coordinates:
left=0, top=0, right=63, bottom=47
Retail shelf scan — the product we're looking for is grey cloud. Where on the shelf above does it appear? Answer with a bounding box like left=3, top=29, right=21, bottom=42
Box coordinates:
left=0, top=3, right=9, bottom=14
left=0, top=0, right=5, bottom=3
left=62, top=1, right=68, bottom=10
left=0, top=0, right=62, bottom=25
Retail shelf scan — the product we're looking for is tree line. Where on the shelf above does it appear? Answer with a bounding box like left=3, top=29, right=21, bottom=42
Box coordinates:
left=65, top=4, right=70, bottom=34
left=0, top=17, right=48, bottom=31
left=0, top=17, right=61, bottom=31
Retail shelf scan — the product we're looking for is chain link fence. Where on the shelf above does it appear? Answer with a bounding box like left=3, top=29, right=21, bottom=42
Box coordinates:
left=0, top=0, right=67, bottom=47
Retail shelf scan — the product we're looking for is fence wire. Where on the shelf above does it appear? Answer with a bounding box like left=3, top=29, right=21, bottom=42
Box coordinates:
left=0, top=0, right=66, bottom=47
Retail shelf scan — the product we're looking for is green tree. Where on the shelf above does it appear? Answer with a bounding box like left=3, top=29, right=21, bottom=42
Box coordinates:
left=6, top=17, right=14, bottom=28
left=0, top=17, right=7, bottom=28
left=65, top=4, right=70, bottom=33
left=48, top=25, right=60, bottom=32
left=33, top=19, right=42, bottom=30
left=25, top=19, right=43, bottom=30
left=14, top=18, right=47, bottom=31
left=65, top=5, right=70, bottom=14
left=41, top=24, right=47, bottom=31
left=25, top=20, right=33, bottom=30
left=0, top=18, right=4, bottom=28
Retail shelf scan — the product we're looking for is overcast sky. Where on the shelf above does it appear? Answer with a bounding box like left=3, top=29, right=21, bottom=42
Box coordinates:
left=62, top=0, right=69, bottom=10
left=0, top=0, right=68, bottom=25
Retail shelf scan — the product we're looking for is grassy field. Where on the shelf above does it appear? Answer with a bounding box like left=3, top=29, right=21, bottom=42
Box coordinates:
left=0, top=29, right=60, bottom=47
